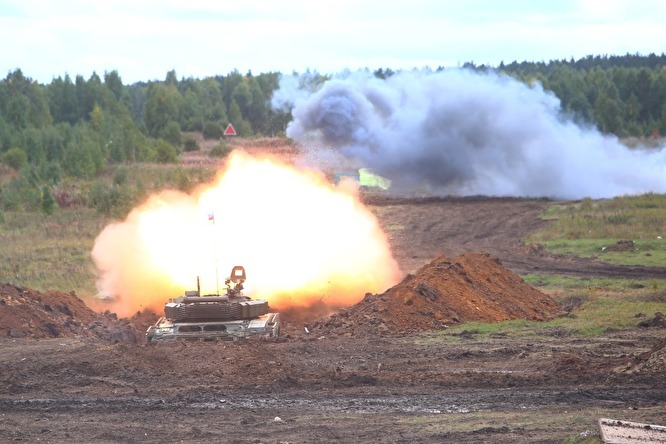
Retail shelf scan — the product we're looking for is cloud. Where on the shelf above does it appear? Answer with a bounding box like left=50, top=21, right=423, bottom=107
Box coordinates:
left=1, top=1, right=666, bottom=83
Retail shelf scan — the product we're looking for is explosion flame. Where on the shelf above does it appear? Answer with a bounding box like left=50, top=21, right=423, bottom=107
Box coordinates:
left=91, top=151, right=401, bottom=317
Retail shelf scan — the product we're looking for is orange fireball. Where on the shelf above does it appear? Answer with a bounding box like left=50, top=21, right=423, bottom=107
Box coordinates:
left=91, top=151, right=401, bottom=317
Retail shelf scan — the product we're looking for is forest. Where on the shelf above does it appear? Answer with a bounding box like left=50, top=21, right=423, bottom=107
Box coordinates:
left=0, top=53, right=665, bottom=215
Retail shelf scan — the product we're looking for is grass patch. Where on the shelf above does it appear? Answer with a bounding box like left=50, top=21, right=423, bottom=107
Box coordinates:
left=0, top=209, right=108, bottom=296
left=527, top=193, right=666, bottom=266
left=109, top=163, right=216, bottom=194
left=416, top=271, right=666, bottom=344
left=539, top=238, right=666, bottom=266
left=523, top=274, right=666, bottom=293
left=395, top=407, right=621, bottom=442
left=417, top=281, right=666, bottom=343
left=417, top=320, right=543, bottom=344
left=0, top=162, right=220, bottom=296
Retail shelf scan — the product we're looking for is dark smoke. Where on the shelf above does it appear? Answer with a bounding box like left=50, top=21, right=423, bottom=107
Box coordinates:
left=272, top=69, right=666, bottom=199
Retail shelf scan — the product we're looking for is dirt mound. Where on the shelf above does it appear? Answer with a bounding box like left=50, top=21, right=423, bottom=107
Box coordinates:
left=638, top=312, right=666, bottom=328
left=0, top=284, right=156, bottom=343
left=616, top=339, right=666, bottom=374
left=310, top=252, right=559, bottom=336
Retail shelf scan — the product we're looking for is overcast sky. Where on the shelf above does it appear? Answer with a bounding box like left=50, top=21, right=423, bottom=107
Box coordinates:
left=2, top=0, right=665, bottom=85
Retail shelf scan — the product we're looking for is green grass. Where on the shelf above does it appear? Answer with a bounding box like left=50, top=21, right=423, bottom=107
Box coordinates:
left=523, top=274, right=666, bottom=293
left=528, top=193, right=666, bottom=267
left=547, top=295, right=665, bottom=335
left=115, top=163, right=216, bottom=193
left=0, top=209, right=108, bottom=296
left=538, top=238, right=666, bottom=266
left=417, top=283, right=666, bottom=342
left=0, top=162, right=219, bottom=297
left=533, top=193, right=666, bottom=236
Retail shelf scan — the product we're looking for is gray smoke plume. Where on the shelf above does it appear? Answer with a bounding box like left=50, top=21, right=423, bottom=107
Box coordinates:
left=272, top=69, right=666, bottom=199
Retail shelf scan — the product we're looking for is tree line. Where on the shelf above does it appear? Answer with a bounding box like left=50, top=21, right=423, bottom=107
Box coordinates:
left=0, top=68, right=292, bottom=173
left=489, top=53, right=666, bottom=136
left=0, top=68, right=292, bottom=214
left=0, top=53, right=665, bottom=214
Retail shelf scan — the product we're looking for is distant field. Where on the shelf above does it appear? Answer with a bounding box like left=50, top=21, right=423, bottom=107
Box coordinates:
left=0, top=209, right=104, bottom=297
left=527, top=193, right=666, bottom=267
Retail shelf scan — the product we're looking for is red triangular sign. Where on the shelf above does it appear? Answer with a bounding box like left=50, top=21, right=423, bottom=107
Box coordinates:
left=223, top=123, right=237, bottom=136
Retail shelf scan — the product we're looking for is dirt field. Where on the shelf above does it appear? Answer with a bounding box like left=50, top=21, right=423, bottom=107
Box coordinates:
left=1, top=193, right=665, bottom=443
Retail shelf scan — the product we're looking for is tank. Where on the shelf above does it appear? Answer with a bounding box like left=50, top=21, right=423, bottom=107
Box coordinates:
left=146, top=266, right=280, bottom=342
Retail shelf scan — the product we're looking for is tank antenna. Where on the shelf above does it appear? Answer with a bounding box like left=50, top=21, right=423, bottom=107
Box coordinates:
left=208, top=211, right=220, bottom=295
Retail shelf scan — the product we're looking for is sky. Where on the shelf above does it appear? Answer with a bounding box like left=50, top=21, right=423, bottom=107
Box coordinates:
left=1, top=0, right=665, bottom=85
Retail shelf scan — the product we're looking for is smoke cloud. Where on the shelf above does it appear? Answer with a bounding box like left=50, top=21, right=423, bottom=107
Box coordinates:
left=273, top=69, right=666, bottom=199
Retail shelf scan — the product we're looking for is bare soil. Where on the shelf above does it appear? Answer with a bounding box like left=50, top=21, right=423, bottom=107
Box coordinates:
left=2, top=187, right=666, bottom=442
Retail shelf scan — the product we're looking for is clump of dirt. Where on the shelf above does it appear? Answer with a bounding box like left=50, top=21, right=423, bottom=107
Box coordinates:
left=310, top=252, right=559, bottom=336
left=638, top=312, right=666, bottom=328
left=0, top=284, right=156, bottom=343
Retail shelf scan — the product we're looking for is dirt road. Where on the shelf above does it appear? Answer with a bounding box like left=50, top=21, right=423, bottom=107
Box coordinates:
left=1, top=195, right=665, bottom=443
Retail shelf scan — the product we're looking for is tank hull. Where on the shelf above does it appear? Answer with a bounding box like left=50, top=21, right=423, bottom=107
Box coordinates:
left=146, top=312, right=280, bottom=342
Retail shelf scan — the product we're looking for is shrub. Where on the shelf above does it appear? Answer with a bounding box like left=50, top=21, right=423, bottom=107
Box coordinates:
left=183, top=118, right=204, bottom=132
left=0, top=168, right=41, bottom=211
left=159, top=121, right=182, bottom=147
left=202, top=122, right=223, bottom=139
left=40, top=162, right=62, bottom=185
left=88, top=182, right=137, bottom=218
left=52, top=186, right=86, bottom=208
left=183, top=137, right=200, bottom=152
left=113, top=168, right=128, bottom=186
left=209, top=141, right=233, bottom=158
left=171, top=168, right=193, bottom=192
left=1, top=147, right=28, bottom=170
left=41, top=185, right=56, bottom=215
left=153, top=139, right=178, bottom=164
